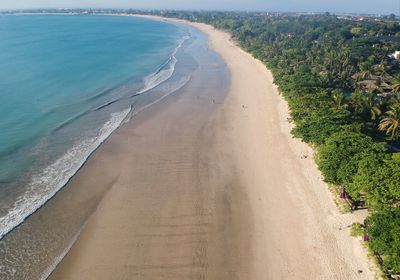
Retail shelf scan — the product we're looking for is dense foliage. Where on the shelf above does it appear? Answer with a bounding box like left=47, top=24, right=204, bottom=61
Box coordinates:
left=365, top=209, right=400, bottom=274
left=149, top=10, right=400, bottom=274
left=318, top=130, right=387, bottom=185
left=351, top=153, right=400, bottom=209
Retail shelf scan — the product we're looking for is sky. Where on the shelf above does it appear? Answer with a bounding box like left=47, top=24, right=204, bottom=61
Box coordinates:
left=0, top=0, right=398, bottom=15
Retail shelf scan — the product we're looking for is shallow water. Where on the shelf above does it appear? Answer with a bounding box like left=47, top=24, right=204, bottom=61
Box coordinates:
left=0, top=14, right=229, bottom=280
left=0, top=14, right=184, bottom=238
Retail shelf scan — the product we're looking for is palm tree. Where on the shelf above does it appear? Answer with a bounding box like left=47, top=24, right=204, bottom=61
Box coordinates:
left=362, top=91, right=382, bottom=121
left=390, top=75, right=400, bottom=93
left=349, top=89, right=365, bottom=114
left=359, top=63, right=374, bottom=80
left=379, top=104, right=400, bottom=140
left=375, top=61, right=392, bottom=84
left=331, top=89, right=348, bottom=110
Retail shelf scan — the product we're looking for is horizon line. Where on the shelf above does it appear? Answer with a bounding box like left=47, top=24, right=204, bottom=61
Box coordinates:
left=0, top=7, right=394, bottom=17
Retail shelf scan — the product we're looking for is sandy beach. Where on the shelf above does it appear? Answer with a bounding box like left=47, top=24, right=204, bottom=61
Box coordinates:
left=49, top=18, right=378, bottom=279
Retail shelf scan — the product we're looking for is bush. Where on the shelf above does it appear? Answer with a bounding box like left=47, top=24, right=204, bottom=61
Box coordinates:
left=365, top=209, right=400, bottom=274
left=318, top=131, right=386, bottom=185
left=350, top=222, right=364, bottom=237
left=286, top=91, right=332, bottom=123
left=347, top=152, right=389, bottom=200
left=336, top=144, right=386, bottom=188
left=363, top=154, right=400, bottom=209
left=292, top=109, right=352, bottom=144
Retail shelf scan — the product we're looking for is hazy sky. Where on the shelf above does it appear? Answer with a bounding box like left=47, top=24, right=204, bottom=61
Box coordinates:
left=0, top=0, right=398, bottom=15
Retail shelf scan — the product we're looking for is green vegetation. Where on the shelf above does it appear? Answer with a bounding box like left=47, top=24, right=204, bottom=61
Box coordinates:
left=148, top=11, right=400, bottom=275
left=379, top=99, right=400, bottom=139
left=350, top=153, right=400, bottom=209
left=365, top=209, right=400, bottom=274
left=350, top=222, right=365, bottom=237
left=318, top=130, right=387, bottom=186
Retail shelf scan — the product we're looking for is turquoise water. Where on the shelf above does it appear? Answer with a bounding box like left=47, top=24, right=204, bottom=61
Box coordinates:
left=0, top=15, right=229, bottom=280
left=0, top=15, right=187, bottom=238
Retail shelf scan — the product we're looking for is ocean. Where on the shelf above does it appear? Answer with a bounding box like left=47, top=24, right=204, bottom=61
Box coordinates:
left=0, top=14, right=214, bottom=279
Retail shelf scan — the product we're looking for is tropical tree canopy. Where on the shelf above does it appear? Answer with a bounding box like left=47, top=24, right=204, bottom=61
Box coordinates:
left=379, top=103, right=400, bottom=140
left=318, top=130, right=387, bottom=185
left=365, top=208, right=400, bottom=273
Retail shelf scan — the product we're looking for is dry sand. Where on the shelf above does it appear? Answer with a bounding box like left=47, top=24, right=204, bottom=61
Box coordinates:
left=49, top=19, right=378, bottom=280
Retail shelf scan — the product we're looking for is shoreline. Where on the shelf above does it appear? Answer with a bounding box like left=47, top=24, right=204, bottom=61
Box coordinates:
left=49, top=18, right=379, bottom=279
left=138, top=15, right=380, bottom=277
left=0, top=14, right=186, bottom=241
left=189, top=21, right=378, bottom=279
left=0, top=16, right=201, bottom=280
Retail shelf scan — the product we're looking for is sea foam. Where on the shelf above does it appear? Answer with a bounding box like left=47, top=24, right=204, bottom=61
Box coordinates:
left=0, top=108, right=130, bottom=240
left=0, top=34, right=191, bottom=240
left=138, top=35, right=190, bottom=94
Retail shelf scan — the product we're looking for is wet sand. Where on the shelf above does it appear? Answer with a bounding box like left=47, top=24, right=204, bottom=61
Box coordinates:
left=49, top=19, right=378, bottom=279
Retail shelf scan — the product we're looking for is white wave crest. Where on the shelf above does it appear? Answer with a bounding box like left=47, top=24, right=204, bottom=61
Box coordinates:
left=35, top=74, right=192, bottom=280
left=128, top=74, right=192, bottom=123
left=0, top=108, right=131, bottom=240
left=137, top=35, right=190, bottom=94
